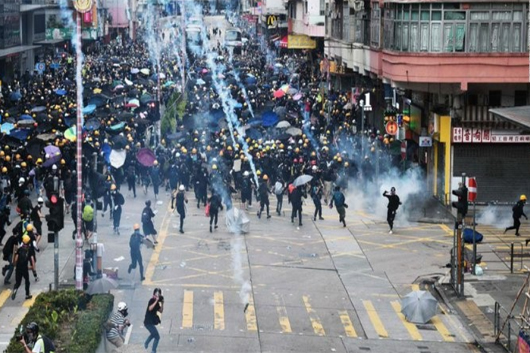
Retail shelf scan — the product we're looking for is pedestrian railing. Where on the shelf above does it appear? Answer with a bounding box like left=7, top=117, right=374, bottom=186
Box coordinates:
left=494, top=301, right=521, bottom=352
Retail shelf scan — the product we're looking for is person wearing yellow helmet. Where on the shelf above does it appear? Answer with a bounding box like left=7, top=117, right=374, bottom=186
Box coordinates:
left=505, top=195, right=528, bottom=236
left=257, top=174, right=271, bottom=219
left=12, top=233, right=35, bottom=300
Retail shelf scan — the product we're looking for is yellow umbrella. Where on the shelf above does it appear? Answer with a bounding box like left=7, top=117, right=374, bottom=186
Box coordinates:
left=93, top=88, right=102, bottom=94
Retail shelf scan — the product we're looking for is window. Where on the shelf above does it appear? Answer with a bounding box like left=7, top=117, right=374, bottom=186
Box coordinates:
left=320, top=0, right=325, bottom=16
left=371, top=4, right=380, bottom=47
left=489, top=90, right=501, bottom=107
left=383, top=3, right=527, bottom=53
left=34, top=14, right=45, bottom=34
left=514, top=91, right=527, bottom=106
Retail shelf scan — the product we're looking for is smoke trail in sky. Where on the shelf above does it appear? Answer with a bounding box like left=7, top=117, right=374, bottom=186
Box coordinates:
left=58, top=0, right=84, bottom=122
left=227, top=51, right=255, bottom=119
left=143, top=4, right=163, bottom=70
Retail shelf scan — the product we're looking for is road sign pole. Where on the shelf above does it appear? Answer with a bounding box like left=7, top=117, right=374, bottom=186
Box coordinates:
left=472, top=201, right=477, bottom=275
left=54, top=231, right=59, bottom=290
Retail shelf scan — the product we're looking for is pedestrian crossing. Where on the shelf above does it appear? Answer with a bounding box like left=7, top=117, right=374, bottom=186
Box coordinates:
left=157, top=288, right=465, bottom=342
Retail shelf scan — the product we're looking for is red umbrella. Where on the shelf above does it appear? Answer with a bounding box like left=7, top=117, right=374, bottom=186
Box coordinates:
left=136, top=148, right=156, bottom=167
left=273, top=89, right=285, bottom=98
left=124, top=103, right=138, bottom=108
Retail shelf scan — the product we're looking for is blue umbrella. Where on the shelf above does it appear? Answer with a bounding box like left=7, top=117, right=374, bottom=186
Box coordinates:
left=82, top=104, right=97, bottom=115
left=1, top=123, right=15, bottom=134
left=234, top=102, right=242, bottom=109
left=84, top=119, right=100, bottom=131
left=110, top=122, right=125, bottom=131
left=88, top=96, right=105, bottom=107
left=245, top=76, right=257, bottom=85
left=101, top=143, right=112, bottom=164
left=247, top=118, right=262, bottom=127
left=262, top=111, right=280, bottom=127
left=245, top=128, right=262, bottom=140
left=20, top=114, right=33, bottom=120
left=50, top=63, right=60, bottom=69
left=55, top=89, right=67, bottom=96
left=9, top=129, right=30, bottom=141
left=9, top=91, right=22, bottom=101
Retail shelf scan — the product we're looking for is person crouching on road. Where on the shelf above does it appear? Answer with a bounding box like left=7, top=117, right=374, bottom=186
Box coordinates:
left=329, top=186, right=347, bottom=227
left=106, top=302, right=130, bottom=350
left=172, top=185, right=188, bottom=234
left=506, top=194, right=528, bottom=237
left=128, top=223, right=145, bottom=281
left=383, top=187, right=402, bottom=234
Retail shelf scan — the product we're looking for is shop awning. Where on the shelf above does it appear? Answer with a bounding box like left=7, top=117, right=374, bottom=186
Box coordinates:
left=287, top=35, right=316, bottom=49
left=34, top=39, right=65, bottom=45
left=280, top=36, right=288, bottom=48
left=489, top=106, right=530, bottom=129
left=0, top=45, right=40, bottom=58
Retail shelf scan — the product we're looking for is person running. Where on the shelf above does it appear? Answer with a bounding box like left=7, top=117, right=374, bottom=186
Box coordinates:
left=383, top=187, right=402, bottom=234
left=142, top=200, right=158, bottom=244
left=128, top=223, right=145, bottom=281
left=505, top=194, right=528, bottom=236
left=144, top=288, right=164, bottom=353
left=329, top=186, right=348, bottom=227
left=289, top=184, right=305, bottom=226
left=208, top=191, right=223, bottom=233
left=257, top=175, right=271, bottom=219
left=310, top=182, right=324, bottom=221
left=11, top=235, right=33, bottom=300
left=273, top=180, right=285, bottom=216
left=111, top=184, right=125, bottom=235
left=171, top=185, right=188, bottom=234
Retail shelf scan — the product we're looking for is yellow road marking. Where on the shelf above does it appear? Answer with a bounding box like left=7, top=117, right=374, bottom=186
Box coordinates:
left=144, top=203, right=172, bottom=283
left=431, top=315, right=455, bottom=342
left=362, top=300, right=388, bottom=338
left=302, top=295, right=325, bottom=336
left=182, top=290, right=194, bottom=328
left=440, top=224, right=453, bottom=235
left=338, top=310, right=357, bottom=337
left=245, top=296, right=257, bottom=332
left=23, top=290, right=40, bottom=308
left=276, top=305, right=292, bottom=333
left=391, top=301, right=422, bottom=341
left=214, top=291, right=224, bottom=330
left=0, top=289, right=12, bottom=309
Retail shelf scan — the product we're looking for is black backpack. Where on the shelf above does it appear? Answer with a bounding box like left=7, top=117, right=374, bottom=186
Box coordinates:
left=41, top=335, right=56, bottom=352
left=2, top=235, right=15, bottom=261
left=17, top=246, right=29, bottom=267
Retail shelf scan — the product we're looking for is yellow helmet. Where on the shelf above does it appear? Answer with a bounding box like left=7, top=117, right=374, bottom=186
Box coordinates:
left=5, top=156, right=10, bottom=162
left=21, top=162, right=27, bottom=168
left=110, top=184, right=117, bottom=191
left=212, top=164, right=218, bottom=170
left=26, top=224, right=34, bottom=232
left=36, top=158, right=43, bottom=164
left=0, top=151, right=4, bottom=157
left=22, top=235, right=31, bottom=244
left=191, top=148, right=197, bottom=154
left=134, top=223, right=140, bottom=230
left=153, top=160, right=158, bottom=166
left=1, top=167, right=6, bottom=173
left=521, top=195, right=527, bottom=201
left=256, top=170, right=262, bottom=176
left=60, top=159, right=66, bottom=165
left=227, top=146, right=233, bottom=151
left=263, top=174, right=269, bottom=181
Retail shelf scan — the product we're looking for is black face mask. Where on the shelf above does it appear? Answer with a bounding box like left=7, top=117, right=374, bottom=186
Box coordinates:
left=122, top=309, right=128, bottom=317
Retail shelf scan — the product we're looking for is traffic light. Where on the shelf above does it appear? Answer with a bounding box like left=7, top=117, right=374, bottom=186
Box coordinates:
left=46, top=193, right=64, bottom=232
left=452, top=184, right=468, bottom=218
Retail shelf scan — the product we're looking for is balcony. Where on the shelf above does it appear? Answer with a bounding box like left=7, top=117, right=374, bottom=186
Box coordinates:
left=291, top=14, right=324, bottom=37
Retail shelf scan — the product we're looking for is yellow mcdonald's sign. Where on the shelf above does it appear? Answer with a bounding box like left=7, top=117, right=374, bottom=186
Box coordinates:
left=267, top=15, right=277, bottom=28
left=287, top=35, right=316, bottom=49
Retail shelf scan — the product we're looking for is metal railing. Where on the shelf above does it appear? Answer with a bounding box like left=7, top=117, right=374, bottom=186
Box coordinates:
left=494, top=301, right=521, bottom=352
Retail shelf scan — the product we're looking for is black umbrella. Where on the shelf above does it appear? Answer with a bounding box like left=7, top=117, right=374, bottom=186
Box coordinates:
left=245, top=128, right=262, bottom=140
left=112, top=135, right=127, bottom=149
left=26, top=140, right=45, bottom=159
left=116, top=112, right=134, bottom=121
left=274, top=133, right=291, bottom=141
left=84, top=119, right=101, bottom=131
left=36, top=122, right=53, bottom=134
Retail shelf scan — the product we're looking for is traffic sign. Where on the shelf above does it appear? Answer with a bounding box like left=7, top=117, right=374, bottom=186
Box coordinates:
left=468, top=177, right=477, bottom=202
left=385, top=121, right=398, bottom=135
left=400, top=141, right=407, bottom=160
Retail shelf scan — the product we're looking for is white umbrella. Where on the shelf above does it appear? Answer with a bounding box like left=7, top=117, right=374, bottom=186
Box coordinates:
left=293, top=174, right=313, bottom=187
left=130, top=68, right=139, bottom=74
left=124, top=78, right=133, bottom=86
left=285, top=127, right=302, bottom=136
left=401, top=290, right=438, bottom=324
left=85, top=276, right=118, bottom=295
left=110, top=149, right=127, bottom=168
left=140, top=68, right=150, bottom=75
left=276, top=121, right=291, bottom=129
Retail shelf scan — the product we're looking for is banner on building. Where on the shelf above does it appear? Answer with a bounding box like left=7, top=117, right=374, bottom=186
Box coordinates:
left=452, top=127, right=530, bottom=143
left=287, top=35, right=316, bottom=49
left=45, top=28, right=72, bottom=41
left=82, top=28, right=98, bottom=40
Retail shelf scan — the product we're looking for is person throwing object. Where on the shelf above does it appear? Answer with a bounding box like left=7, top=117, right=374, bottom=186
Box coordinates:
left=506, top=194, right=527, bottom=237
left=383, top=187, right=402, bottom=234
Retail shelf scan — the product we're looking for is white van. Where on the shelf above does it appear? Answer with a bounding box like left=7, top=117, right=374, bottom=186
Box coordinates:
left=225, top=27, right=242, bottom=54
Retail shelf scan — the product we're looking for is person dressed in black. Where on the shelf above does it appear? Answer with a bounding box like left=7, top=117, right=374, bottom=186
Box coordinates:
left=310, top=182, right=324, bottom=221
left=30, top=197, right=44, bottom=238
left=506, top=194, right=527, bottom=237
left=289, top=184, right=306, bottom=226
left=11, top=235, right=33, bottom=300
left=241, top=171, right=253, bottom=210
left=257, top=175, right=272, bottom=219
left=110, top=184, right=125, bottom=235
left=383, top=187, right=402, bottom=234
left=128, top=223, right=145, bottom=281
left=208, top=191, right=223, bottom=233
left=172, top=185, right=187, bottom=234
left=144, top=288, right=164, bottom=353
left=329, top=186, right=348, bottom=227
left=142, top=200, right=158, bottom=244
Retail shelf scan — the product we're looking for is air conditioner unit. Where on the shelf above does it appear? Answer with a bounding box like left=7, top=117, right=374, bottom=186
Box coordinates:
left=350, top=0, right=364, bottom=11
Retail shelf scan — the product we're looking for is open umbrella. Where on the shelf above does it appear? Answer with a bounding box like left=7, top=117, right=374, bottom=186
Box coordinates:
left=9, top=91, right=22, bottom=101
left=130, top=68, right=139, bottom=74
left=9, top=129, right=30, bottom=140
left=128, top=99, right=140, bottom=107
left=109, top=122, right=126, bottom=131
left=85, top=276, right=118, bottom=295
left=140, top=94, right=154, bottom=105
left=293, top=174, right=313, bottom=187
left=262, top=111, right=279, bottom=127
left=400, top=290, right=438, bottom=324
left=225, top=207, right=250, bottom=234
left=140, top=68, right=150, bottom=75
left=273, top=89, right=285, bottom=98
left=55, top=89, right=67, bottom=96
left=245, top=128, right=262, bottom=140
left=36, top=133, right=56, bottom=141
left=1, top=123, right=15, bottom=134
left=136, top=148, right=156, bottom=167
left=82, top=104, right=97, bottom=115
left=276, top=121, right=291, bottom=129
left=84, top=119, right=101, bottom=131
left=286, top=127, right=302, bottom=136
left=64, top=126, right=76, bottom=141
left=31, top=106, right=46, bottom=113
left=293, top=93, right=303, bottom=101
left=109, top=149, right=127, bottom=168
left=196, top=78, right=206, bottom=85
left=16, top=119, right=36, bottom=128
left=112, top=135, right=127, bottom=149
left=245, top=76, right=257, bottom=85
left=43, top=145, right=61, bottom=167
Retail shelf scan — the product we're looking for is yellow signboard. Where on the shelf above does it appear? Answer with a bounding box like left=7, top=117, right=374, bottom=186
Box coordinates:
left=73, top=0, right=93, bottom=13
left=267, top=15, right=277, bottom=28
left=287, top=35, right=316, bottom=49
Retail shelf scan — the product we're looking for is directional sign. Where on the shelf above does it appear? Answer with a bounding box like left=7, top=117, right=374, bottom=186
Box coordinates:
left=267, top=15, right=277, bottom=28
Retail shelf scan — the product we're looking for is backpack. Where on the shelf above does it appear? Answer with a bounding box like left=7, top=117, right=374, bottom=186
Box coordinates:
left=142, top=210, right=151, bottom=224
left=41, top=335, right=56, bottom=353
left=2, top=235, right=15, bottom=261
left=17, top=246, right=29, bottom=267
left=82, top=205, right=94, bottom=222
left=114, top=193, right=125, bottom=206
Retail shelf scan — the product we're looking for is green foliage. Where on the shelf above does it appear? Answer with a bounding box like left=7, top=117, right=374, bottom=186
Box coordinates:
left=66, top=294, right=114, bottom=353
left=161, top=91, right=187, bottom=138
left=5, top=290, right=113, bottom=353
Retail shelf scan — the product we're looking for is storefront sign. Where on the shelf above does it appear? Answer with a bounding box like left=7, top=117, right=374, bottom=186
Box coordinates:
left=452, top=127, right=530, bottom=143
left=267, top=15, right=277, bottom=28
left=45, top=28, right=72, bottom=41
left=419, top=136, right=432, bottom=147
left=287, top=35, right=316, bottom=49
left=82, top=28, right=98, bottom=40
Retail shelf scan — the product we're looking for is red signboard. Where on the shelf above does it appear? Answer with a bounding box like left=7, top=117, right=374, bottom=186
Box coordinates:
left=452, top=128, right=530, bottom=143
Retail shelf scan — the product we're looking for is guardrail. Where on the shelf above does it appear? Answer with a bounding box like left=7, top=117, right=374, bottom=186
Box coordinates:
left=494, top=301, right=519, bottom=352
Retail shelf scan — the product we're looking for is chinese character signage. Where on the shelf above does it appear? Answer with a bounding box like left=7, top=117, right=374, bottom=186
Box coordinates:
left=452, top=128, right=530, bottom=143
